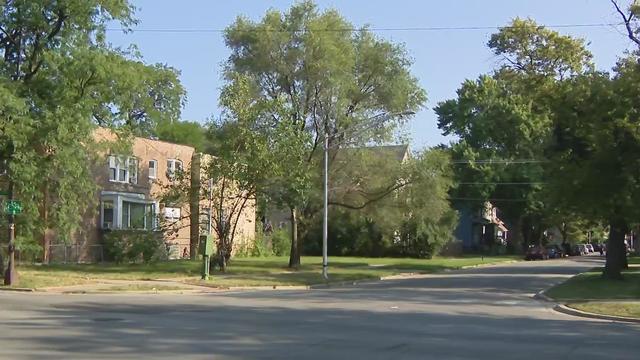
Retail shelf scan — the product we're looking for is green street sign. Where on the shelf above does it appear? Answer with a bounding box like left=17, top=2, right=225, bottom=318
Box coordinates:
left=4, top=200, right=22, bottom=215
left=0, top=190, right=8, bottom=196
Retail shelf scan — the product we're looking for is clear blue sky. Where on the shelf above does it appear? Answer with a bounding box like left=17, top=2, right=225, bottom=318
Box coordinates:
left=107, top=0, right=635, bottom=149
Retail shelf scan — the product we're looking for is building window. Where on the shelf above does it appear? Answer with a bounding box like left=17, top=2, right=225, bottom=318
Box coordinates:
left=128, top=158, right=138, bottom=184
left=108, top=155, right=138, bottom=184
left=102, top=200, right=114, bottom=229
left=166, top=159, right=183, bottom=180
left=122, top=201, right=155, bottom=230
left=148, top=160, right=158, bottom=179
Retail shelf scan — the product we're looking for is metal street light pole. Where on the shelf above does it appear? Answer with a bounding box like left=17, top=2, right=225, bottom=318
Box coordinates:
left=322, top=128, right=329, bottom=280
left=320, top=111, right=414, bottom=280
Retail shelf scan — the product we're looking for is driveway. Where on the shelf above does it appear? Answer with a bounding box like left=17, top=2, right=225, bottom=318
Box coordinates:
left=1, top=257, right=638, bottom=359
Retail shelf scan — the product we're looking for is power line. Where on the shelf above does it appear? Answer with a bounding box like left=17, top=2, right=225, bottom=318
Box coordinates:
left=105, top=22, right=623, bottom=34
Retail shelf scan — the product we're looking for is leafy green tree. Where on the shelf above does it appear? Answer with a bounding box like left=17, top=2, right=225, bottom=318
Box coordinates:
left=89, top=55, right=185, bottom=135
left=223, top=1, right=426, bottom=267
left=302, top=148, right=457, bottom=258
left=393, top=150, right=458, bottom=258
left=0, top=1, right=184, bottom=283
left=545, top=59, right=640, bottom=279
left=436, top=18, right=593, bottom=252
left=155, top=120, right=207, bottom=151
left=205, top=74, right=293, bottom=271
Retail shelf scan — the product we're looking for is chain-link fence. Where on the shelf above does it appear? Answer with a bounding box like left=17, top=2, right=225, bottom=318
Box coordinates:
left=46, top=244, right=105, bottom=264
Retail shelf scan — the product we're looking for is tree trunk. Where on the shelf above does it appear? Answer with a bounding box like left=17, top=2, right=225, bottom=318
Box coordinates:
left=189, top=153, right=201, bottom=260
left=218, top=249, right=227, bottom=272
left=288, top=207, right=300, bottom=268
left=603, top=216, right=627, bottom=280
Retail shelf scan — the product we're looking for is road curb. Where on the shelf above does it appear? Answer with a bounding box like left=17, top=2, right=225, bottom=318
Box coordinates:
left=0, top=287, right=35, bottom=292
left=534, top=267, right=640, bottom=324
left=533, top=289, right=554, bottom=302
left=227, top=285, right=311, bottom=291
left=309, top=278, right=382, bottom=289
left=59, top=289, right=221, bottom=295
left=459, top=259, right=520, bottom=269
left=553, top=304, right=640, bottom=324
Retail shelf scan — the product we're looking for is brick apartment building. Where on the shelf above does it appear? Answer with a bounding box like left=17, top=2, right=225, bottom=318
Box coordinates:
left=44, top=128, right=256, bottom=262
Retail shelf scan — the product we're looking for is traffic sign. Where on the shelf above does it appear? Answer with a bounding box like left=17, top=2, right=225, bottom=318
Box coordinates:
left=4, top=200, right=22, bottom=215
left=0, top=190, right=8, bottom=196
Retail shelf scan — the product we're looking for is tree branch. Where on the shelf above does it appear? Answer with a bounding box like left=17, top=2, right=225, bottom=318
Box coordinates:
left=612, top=0, right=640, bottom=47
left=329, top=179, right=411, bottom=210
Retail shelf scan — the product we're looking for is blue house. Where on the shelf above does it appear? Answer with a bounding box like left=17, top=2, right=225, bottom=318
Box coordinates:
left=454, top=201, right=508, bottom=252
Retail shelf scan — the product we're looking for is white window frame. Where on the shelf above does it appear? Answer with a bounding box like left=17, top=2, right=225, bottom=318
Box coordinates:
left=148, top=159, right=158, bottom=179
left=100, top=198, right=115, bottom=229
left=166, top=159, right=183, bottom=180
left=121, top=200, right=154, bottom=230
left=100, top=192, right=156, bottom=230
left=108, top=155, right=138, bottom=184
left=128, top=157, right=138, bottom=185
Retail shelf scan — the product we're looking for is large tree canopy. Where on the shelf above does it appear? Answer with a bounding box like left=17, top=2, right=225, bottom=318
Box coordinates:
left=436, top=18, right=593, bottom=252
left=0, top=0, right=185, bottom=277
left=223, top=0, right=426, bottom=267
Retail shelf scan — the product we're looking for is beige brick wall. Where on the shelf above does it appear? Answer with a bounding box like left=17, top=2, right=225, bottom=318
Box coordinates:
left=64, top=128, right=255, bottom=262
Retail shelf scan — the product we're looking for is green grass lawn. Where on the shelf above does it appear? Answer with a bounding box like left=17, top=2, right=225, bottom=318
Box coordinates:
left=4, top=255, right=519, bottom=289
left=546, top=258, right=640, bottom=301
left=546, top=256, right=640, bottom=319
left=567, top=302, right=640, bottom=319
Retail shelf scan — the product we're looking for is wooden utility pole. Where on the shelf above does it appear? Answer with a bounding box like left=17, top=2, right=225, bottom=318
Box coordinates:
left=189, top=152, right=202, bottom=260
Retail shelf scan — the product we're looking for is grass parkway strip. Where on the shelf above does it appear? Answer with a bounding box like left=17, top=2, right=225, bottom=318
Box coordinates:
left=545, top=257, right=640, bottom=320
left=2, top=255, right=520, bottom=291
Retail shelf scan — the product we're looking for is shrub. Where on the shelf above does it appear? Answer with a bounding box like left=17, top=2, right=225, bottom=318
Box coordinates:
left=395, top=210, right=459, bottom=259
left=103, top=230, right=165, bottom=263
left=271, top=229, right=291, bottom=256
left=15, top=235, right=42, bottom=263
left=250, top=233, right=271, bottom=257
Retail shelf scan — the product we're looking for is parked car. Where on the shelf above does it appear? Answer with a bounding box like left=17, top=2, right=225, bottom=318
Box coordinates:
left=570, top=244, right=585, bottom=256
left=525, top=245, right=549, bottom=260
left=592, top=243, right=606, bottom=255
left=584, top=244, right=594, bottom=253
left=577, top=244, right=588, bottom=255
left=545, top=245, right=564, bottom=259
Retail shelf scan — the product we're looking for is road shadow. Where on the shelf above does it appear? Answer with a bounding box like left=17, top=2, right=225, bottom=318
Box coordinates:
left=2, top=298, right=639, bottom=360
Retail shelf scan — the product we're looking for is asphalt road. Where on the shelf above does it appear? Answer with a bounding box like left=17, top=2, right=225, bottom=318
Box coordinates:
left=1, top=257, right=638, bottom=359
